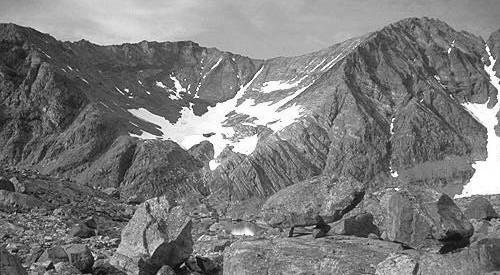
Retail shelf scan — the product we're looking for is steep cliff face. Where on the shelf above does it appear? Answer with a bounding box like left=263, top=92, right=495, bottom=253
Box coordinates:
left=208, top=18, right=496, bottom=204
left=0, top=19, right=498, bottom=203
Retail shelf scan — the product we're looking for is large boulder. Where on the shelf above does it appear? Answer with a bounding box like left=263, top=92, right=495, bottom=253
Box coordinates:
left=357, top=187, right=473, bottom=251
left=37, top=244, right=94, bottom=273
left=0, top=190, right=47, bottom=211
left=111, top=195, right=193, bottom=274
left=223, top=235, right=402, bottom=275
left=464, top=197, right=498, bottom=220
left=64, top=244, right=94, bottom=273
left=261, top=176, right=365, bottom=230
left=0, top=247, right=27, bottom=275
left=375, top=238, right=500, bottom=275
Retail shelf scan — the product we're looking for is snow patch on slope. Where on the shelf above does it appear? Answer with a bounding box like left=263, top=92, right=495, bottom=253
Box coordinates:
left=169, top=75, right=186, bottom=100
left=155, top=81, right=167, bottom=89
left=260, top=77, right=305, bottom=94
left=389, top=117, right=398, bottom=178
left=128, top=67, right=265, bottom=167
left=457, top=44, right=500, bottom=197
left=236, top=83, right=312, bottom=132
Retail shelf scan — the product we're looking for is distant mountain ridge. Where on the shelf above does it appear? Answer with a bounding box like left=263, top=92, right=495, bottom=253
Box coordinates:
left=0, top=17, right=499, bottom=206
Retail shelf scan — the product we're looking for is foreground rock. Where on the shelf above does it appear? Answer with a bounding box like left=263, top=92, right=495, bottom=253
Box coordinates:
left=223, top=235, right=402, bottom=275
left=356, top=187, right=473, bottom=251
left=261, top=176, right=365, bottom=236
left=37, top=244, right=94, bottom=273
left=0, top=247, right=27, bottom=275
left=375, top=238, right=500, bottom=275
left=111, top=196, right=193, bottom=274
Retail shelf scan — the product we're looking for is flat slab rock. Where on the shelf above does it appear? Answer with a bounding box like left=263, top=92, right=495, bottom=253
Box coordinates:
left=223, top=235, right=403, bottom=275
left=261, top=176, right=365, bottom=228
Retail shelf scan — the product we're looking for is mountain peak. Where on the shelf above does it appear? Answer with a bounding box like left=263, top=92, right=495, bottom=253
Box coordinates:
left=0, top=22, right=57, bottom=46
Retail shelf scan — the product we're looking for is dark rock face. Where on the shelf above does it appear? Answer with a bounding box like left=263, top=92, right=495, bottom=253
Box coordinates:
left=188, top=140, right=214, bottom=166
left=261, top=176, right=365, bottom=229
left=356, top=187, right=473, bottom=250
left=111, top=195, right=193, bottom=274
left=119, top=140, right=205, bottom=201
left=464, top=197, right=499, bottom=220
left=330, top=213, right=380, bottom=238
left=0, top=177, right=15, bottom=191
left=223, top=235, right=403, bottom=275
left=0, top=246, right=27, bottom=275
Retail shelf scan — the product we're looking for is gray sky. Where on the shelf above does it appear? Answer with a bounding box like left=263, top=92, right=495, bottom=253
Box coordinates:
left=1, top=0, right=499, bottom=58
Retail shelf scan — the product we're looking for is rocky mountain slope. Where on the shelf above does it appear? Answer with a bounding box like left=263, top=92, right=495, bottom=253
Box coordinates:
left=2, top=17, right=499, bottom=206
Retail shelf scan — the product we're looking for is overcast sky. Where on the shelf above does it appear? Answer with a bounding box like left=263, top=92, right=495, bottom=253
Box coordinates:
left=1, top=0, right=499, bottom=58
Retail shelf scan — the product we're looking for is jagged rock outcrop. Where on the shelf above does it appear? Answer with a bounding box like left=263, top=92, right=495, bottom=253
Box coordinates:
left=111, top=195, right=193, bottom=274
left=188, top=140, right=214, bottom=167
left=119, top=140, right=205, bottom=201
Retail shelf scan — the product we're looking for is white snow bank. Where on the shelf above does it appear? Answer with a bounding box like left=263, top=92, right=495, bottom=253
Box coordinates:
left=128, top=67, right=265, bottom=166
left=155, top=81, right=167, bottom=88
left=457, top=44, right=500, bottom=197
left=260, top=77, right=305, bottom=94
